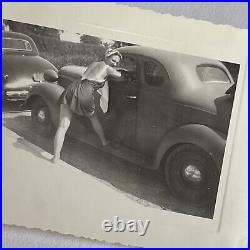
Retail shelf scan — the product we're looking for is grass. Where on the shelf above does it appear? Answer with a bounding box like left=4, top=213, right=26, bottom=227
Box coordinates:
left=40, top=52, right=102, bottom=69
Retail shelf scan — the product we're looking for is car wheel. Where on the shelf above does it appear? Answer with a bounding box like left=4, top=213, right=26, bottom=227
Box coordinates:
left=31, top=98, right=54, bottom=137
left=164, top=144, right=220, bottom=206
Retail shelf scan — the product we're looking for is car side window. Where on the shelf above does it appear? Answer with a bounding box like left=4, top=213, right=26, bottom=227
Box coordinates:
left=120, top=56, right=137, bottom=73
left=143, top=60, right=167, bottom=87
left=119, top=55, right=138, bottom=82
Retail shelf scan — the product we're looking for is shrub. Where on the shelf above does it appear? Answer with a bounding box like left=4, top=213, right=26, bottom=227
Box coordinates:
left=5, top=20, right=133, bottom=69
left=33, top=33, right=106, bottom=69
left=40, top=52, right=103, bottom=69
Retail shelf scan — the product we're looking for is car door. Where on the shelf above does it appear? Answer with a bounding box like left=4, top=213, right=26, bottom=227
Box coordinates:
left=136, top=56, right=182, bottom=156
left=98, top=54, right=140, bottom=149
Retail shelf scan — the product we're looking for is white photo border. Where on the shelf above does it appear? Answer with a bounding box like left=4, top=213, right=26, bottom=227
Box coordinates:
left=2, top=2, right=248, bottom=247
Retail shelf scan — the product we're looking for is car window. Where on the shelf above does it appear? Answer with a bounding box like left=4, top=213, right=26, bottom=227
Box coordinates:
left=197, top=65, right=231, bottom=84
left=119, top=56, right=137, bottom=73
left=143, top=60, right=167, bottom=87
left=2, top=38, right=32, bottom=52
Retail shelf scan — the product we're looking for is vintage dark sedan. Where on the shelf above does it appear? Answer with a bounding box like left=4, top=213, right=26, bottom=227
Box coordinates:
left=2, top=31, right=57, bottom=101
left=25, top=46, right=235, bottom=206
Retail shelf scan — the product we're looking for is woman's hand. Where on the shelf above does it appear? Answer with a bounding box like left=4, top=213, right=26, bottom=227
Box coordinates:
left=116, top=68, right=129, bottom=74
left=108, top=66, right=134, bottom=83
left=117, top=68, right=131, bottom=80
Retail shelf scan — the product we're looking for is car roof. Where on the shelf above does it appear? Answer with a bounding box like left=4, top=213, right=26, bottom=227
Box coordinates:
left=3, top=31, right=33, bottom=41
left=118, top=46, right=233, bottom=114
left=118, top=45, right=232, bottom=91
left=117, top=46, right=224, bottom=69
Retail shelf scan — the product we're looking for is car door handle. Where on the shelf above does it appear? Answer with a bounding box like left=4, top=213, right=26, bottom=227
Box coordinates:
left=126, top=95, right=137, bottom=99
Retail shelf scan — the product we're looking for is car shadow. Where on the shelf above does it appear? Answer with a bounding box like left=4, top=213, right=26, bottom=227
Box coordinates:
left=3, top=113, right=214, bottom=219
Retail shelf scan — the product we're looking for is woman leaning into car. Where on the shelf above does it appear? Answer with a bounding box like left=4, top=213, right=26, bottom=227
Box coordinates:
left=51, top=49, right=123, bottom=163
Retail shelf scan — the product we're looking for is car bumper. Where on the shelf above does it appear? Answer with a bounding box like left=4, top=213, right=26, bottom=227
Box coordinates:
left=3, top=90, right=29, bottom=101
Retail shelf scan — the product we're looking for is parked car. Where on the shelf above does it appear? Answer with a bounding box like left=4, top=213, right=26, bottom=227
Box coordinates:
left=25, top=46, right=235, bottom=206
left=2, top=31, right=57, bottom=101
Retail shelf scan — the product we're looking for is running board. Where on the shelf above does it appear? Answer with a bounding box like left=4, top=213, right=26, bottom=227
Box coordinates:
left=69, top=129, right=154, bottom=169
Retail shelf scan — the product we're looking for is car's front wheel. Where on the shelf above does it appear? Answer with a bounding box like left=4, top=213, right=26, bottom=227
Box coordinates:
left=164, top=144, right=220, bottom=206
left=31, top=97, right=54, bottom=137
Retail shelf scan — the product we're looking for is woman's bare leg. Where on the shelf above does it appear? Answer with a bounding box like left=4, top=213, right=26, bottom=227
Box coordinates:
left=51, top=104, right=72, bottom=163
left=89, top=113, right=109, bottom=146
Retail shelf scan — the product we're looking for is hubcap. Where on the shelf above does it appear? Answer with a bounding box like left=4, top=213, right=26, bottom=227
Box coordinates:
left=183, top=165, right=202, bottom=183
left=37, top=109, right=46, bottom=123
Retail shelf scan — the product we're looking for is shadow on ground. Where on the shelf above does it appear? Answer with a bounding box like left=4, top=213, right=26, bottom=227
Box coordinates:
left=2, top=101, right=214, bottom=218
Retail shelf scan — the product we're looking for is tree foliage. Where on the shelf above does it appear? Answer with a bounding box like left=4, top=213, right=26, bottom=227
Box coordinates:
left=3, top=20, right=136, bottom=69
left=80, top=34, right=101, bottom=45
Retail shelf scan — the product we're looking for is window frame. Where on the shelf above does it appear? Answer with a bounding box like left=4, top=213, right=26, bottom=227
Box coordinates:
left=119, top=53, right=138, bottom=74
left=140, top=55, right=170, bottom=89
left=196, top=64, right=232, bottom=84
left=119, top=53, right=141, bottom=83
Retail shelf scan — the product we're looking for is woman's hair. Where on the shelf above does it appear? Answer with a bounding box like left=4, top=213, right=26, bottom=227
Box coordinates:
left=105, top=49, right=122, bottom=60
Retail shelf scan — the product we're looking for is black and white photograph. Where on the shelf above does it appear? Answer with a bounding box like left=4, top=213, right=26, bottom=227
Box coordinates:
left=2, top=2, right=247, bottom=248
left=2, top=19, right=240, bottom=218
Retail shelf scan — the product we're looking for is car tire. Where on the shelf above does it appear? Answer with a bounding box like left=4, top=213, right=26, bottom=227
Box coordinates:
left=164, top=144, right=220, bottom=206
left=31, top=98, right=54, bottom=137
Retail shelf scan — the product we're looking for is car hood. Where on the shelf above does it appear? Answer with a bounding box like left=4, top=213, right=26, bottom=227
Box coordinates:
left=3, top=54, right=57, bottom=90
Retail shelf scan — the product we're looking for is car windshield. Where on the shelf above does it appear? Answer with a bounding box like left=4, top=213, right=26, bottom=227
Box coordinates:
left=197, top=65, right=231, bottom=84
left=2, top=38, right=32, bottom=52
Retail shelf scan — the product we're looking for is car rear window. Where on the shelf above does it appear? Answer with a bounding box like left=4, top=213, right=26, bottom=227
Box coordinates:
left=3, top=38, right=32, bottom=52
left=197, top=65, right=231, bottom=84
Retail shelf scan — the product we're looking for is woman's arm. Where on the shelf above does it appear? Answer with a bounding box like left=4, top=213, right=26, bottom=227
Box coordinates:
left=107, top=66, right=122, bottom=78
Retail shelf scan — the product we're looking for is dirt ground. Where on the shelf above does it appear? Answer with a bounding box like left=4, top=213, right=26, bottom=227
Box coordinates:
left=2, top=100, right=214, bottom=218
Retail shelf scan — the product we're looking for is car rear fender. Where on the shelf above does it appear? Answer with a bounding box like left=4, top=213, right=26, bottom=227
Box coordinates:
left=154, top=124, right=226, bottom=170
left=26, top=83, right=64, bottom=126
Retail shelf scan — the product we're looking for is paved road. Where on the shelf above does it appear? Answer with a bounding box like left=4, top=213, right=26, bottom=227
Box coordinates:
left=2, top=100, right=214, bottom=218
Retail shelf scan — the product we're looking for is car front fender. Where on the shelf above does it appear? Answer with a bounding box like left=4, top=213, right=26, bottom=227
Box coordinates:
left=154, top=124, right=226, bottom=170
left=26, top=82, right=64, bottom=126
